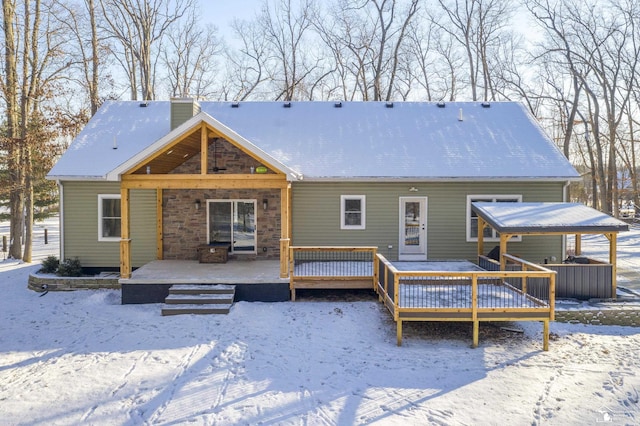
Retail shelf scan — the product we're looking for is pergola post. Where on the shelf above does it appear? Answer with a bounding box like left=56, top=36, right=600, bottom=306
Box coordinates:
left=499, top=234, right=509, bottom=271
left=606, top=232, right=617, bottom=298
left=477, top=216, right=485, bottom=257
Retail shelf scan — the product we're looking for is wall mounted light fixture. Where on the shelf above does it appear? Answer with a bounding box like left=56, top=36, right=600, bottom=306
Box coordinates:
left=195, top=199, right=201, bottom=210
left=263, top=199, right=268, bottom=210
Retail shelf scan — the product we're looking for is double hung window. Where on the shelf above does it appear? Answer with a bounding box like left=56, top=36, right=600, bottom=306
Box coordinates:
left=98, top=195, right=121, bottom=241
left=467, top=195, right=522, bottom=242
left=340, top=195, right=366, bottom=230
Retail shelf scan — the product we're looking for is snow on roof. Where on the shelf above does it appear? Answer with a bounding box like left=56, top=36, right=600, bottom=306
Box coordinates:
left=48, top=100, right=580, bottom=181
left=471, top=202, right=630, bottom=234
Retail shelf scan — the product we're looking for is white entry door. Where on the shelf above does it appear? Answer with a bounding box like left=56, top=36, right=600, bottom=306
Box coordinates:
left=399, top=197, right=427, bottom=260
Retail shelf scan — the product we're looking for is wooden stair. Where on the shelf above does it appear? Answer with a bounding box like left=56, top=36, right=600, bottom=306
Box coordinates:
left=161, top=284, right=235, bottom=316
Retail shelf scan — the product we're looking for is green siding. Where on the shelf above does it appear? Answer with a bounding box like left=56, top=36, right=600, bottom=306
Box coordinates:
left=62, top=181, right=156, bottom=268
left=291, top=181, right=567, bottom=262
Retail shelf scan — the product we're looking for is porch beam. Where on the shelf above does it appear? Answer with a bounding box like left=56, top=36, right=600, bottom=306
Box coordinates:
left=122, top=174, right=289, bottom=189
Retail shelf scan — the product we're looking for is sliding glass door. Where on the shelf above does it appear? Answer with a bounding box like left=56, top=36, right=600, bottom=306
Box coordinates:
left=208, top=200, right=256, bottom=253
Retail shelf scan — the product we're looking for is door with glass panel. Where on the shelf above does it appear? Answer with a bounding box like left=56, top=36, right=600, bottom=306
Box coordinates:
left=208, top=200, right=256, bottom=254
left=399, top=197, right=427, bottom=260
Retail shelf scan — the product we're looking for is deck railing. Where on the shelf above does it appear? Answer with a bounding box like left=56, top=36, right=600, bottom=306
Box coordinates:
left=288, top=246, right=378, bottom=301
left=376, top=253, right=556, bottom=350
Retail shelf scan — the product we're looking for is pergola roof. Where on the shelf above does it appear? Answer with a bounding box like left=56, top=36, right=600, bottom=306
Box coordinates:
left=471, top=202, right=629, bottom=235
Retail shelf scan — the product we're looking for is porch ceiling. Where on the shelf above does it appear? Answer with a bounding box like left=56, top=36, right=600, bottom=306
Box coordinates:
left=129, top=127, right=204, bottom=175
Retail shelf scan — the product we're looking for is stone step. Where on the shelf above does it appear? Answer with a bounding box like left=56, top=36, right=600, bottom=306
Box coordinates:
left=165, top=293, right=234, bottom=305
left=161, top=303, right=233, bottom=316
left=168, top=284, right=236, bottom=295
left=162, top=284, right=236, bottom=316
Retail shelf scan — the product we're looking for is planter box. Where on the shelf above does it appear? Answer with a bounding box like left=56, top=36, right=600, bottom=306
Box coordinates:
left=198, top=244, right=230, bottom=263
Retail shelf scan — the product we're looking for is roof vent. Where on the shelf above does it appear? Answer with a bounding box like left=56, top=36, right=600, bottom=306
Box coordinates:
left=437, top=101, right=445, bottom=108
left=283, top=102, right=291, bottom=108
left=481, top=102, right=491, bottom=108
left=385, top=102, right=394, bottom=108
left=458, top=108, right=464, bottom=121
left=139, top=102, right=148, bottom=107
left=334, top=101, right=342, bottom=108
left=231, top=102, right=239, bottom=108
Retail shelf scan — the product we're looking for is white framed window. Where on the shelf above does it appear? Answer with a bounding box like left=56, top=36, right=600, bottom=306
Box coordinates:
left=341, top=195, right=366, bottom=230
left=98, top=194, right=121, bottom=241
left=466, top=195, right=522, bottom=242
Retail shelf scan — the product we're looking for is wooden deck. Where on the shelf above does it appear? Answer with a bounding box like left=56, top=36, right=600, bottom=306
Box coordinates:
left=289, top=246, right=378, bottom=301
left=287, top=247, right=556, bottom=350
left=377, top=255, right=555, bottom=350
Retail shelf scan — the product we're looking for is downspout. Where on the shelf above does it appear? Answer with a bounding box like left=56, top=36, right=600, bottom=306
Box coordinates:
left=57, top=181, right=64, bottom=260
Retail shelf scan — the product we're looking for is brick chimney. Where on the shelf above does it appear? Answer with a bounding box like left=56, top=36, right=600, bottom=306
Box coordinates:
left=170, top=98, right=201, bottom=130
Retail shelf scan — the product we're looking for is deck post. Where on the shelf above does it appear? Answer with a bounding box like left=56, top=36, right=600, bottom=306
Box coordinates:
left=280, top=238, right=290, bottom=278
left=397, top=320, right=403, bottom=346
left=472, top=321, right=479, bottom=348
left=289, top=246, right=295, bottom=301
left=472, top=274, right=479, bottom=348
left=543, top=320, right=549, bottom=351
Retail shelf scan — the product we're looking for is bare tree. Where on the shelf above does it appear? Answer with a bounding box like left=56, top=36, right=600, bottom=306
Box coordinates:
left=315, top=0, right=420, bottom=101
left=1, top=0, right=74, bottom=260
left=430, top=0, right=516, bottom=101
left=99, top=0, right=194, bottom=100
left=219, top=18, right=271, bottom=101
left=161, top=8, right=222, bottom=99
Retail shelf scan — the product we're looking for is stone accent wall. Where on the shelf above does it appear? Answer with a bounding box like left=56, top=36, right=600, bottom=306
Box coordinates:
left=555, top=308, right=640, bottom=327
left=163, top=188, right=281, bottom=261
left=172, top=137, right=276, bottom=175
left=28, top=273, right=120, bottom=292
left=162, top=136, right=282, bottom=261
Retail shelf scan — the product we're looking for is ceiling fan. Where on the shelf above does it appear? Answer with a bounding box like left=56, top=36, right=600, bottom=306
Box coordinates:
left=211, top=139, right=227, bottom=172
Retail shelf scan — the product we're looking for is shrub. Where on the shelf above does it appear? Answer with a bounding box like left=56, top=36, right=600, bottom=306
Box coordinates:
left=39, top=255, right=60, bottom=274
left=57, top=257, right=83, bottom=277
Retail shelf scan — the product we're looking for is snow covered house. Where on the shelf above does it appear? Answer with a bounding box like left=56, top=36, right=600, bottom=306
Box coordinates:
left=47, top=99, right=581, bottom=300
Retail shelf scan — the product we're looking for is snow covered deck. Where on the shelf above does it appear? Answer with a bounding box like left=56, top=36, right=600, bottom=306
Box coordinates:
left=376, top=257, right=555, bottom=350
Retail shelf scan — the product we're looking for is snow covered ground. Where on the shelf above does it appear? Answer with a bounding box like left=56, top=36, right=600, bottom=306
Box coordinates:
left=1, top=217, right=639, bottom=425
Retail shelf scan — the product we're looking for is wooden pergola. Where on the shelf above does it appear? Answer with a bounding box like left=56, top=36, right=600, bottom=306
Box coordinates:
left=115, top=119, right=296, bottom=279
left=472, top=202, right=629, bottom=297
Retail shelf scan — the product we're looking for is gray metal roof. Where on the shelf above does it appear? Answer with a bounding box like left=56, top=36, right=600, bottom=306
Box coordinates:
left=471, top=202, right=629, bottom=234
left=48, top=100, right=580, bottom=181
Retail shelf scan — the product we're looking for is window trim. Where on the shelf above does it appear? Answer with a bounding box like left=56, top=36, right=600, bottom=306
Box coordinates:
left=98, top=194, right=121, bottom=242
left=340, top=195, right=366, bottom=230
left=466, top=194, right=522, bottom=242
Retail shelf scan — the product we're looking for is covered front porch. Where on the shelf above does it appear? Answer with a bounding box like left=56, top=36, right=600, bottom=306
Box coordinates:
left=113, top=106, right=300, bottom=280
